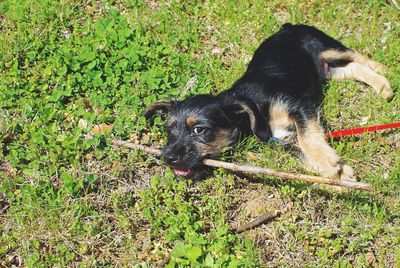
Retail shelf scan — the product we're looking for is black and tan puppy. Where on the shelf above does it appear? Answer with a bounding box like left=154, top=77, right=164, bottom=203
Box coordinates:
left=144, top=23, right=393, bottom=180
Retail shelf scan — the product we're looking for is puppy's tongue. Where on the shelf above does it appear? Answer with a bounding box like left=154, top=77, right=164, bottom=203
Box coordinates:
left=173, top=168, right=192, bottom=176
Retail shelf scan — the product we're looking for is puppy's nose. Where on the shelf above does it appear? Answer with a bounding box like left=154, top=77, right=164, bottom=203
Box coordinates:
left=165, top=154, right=178, bottom=165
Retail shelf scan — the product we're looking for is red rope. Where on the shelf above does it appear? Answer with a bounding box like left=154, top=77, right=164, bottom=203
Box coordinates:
left=326, top=122, right=400, bottom=138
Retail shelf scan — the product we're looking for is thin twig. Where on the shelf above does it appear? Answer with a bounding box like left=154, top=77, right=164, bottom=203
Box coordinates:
left=84, top=135, right=373, bottom=191
left=233, top=210, right=281, bottom=234
left=110, top=138, right=162, bottom=157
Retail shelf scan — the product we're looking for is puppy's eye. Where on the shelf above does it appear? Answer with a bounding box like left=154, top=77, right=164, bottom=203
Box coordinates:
left=192, top=126, right=206, bottom=135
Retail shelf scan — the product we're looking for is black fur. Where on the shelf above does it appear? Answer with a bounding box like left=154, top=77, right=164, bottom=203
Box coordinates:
left=145, top=23, right=354, bottom=179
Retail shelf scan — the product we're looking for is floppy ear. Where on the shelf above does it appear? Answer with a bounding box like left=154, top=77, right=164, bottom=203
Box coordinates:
left=143, top=100, right=175, bottom=121
left=222, top=99, right=271, bottom=142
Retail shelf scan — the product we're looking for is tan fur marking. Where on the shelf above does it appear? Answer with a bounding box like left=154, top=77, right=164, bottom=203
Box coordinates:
left=186, top=116, right=198, bottom=127
left=320, top=49, right=355, bottom=62
left=268, top=101, right=295, bottom=141
left=197, top=129, right=231, bottom=157
left=296, top=120, right=355, bottom=180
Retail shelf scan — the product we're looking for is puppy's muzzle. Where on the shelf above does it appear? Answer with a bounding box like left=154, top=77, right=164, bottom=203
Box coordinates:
left=164, top=153, right=179, bottom=166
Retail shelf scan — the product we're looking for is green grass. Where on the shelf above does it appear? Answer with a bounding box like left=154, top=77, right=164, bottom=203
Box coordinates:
left=1, top=0, right=399, bottom=267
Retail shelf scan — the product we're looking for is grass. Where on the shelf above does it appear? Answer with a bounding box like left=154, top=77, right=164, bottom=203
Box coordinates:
left=0, top=0, right=399, bottom=267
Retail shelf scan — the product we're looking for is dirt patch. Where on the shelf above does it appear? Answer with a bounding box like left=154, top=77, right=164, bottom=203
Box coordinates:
left=228, top=182, right=288, bottom=230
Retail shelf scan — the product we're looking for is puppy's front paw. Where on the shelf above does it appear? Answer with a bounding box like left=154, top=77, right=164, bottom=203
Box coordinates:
left=319, top=164, right=356, bottom=192
left=339, top=164, right=356, bottom=181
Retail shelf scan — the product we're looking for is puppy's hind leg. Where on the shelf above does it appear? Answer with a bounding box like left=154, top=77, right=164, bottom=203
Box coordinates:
left=350, top=51, right=388, bottom=75
left=329, top=62, right=393, bottom=99
left=321, top=49, right=393, bottom=99
left=320, top=49, right=388, bottom=74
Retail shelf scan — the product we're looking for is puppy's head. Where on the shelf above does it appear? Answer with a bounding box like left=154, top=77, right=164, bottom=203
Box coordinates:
left=144, top=94, right=270, bottom=179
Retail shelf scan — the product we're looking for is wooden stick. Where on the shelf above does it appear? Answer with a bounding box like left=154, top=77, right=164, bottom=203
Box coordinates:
left=111, top=138, right=162, bottom=157
left=203, top=159, right=372, bottom=191
left=233, top=210, right=281, bottom=234
left=86, top=135, right=372, bottom=191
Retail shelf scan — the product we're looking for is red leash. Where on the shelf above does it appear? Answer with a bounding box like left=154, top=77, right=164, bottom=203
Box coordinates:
left=326, top=122, right=400, bottom=138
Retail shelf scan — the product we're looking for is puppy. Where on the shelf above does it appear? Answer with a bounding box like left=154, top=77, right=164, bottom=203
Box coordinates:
left=144, top=23, right=393, bottom=180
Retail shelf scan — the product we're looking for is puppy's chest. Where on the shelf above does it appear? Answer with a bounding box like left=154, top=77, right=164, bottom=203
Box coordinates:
left=271, top=127, right=295, bottom=142
left=268, top=102, right=296, bottom=143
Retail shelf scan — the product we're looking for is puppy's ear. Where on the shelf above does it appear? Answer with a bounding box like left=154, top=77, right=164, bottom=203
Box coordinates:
left=143, top=100, right=175, bottom=122
left=222, top=99, right=270, bottom=142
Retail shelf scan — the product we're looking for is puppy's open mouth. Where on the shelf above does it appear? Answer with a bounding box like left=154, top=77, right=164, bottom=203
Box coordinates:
left=173, top=168, right=193, bottom=177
